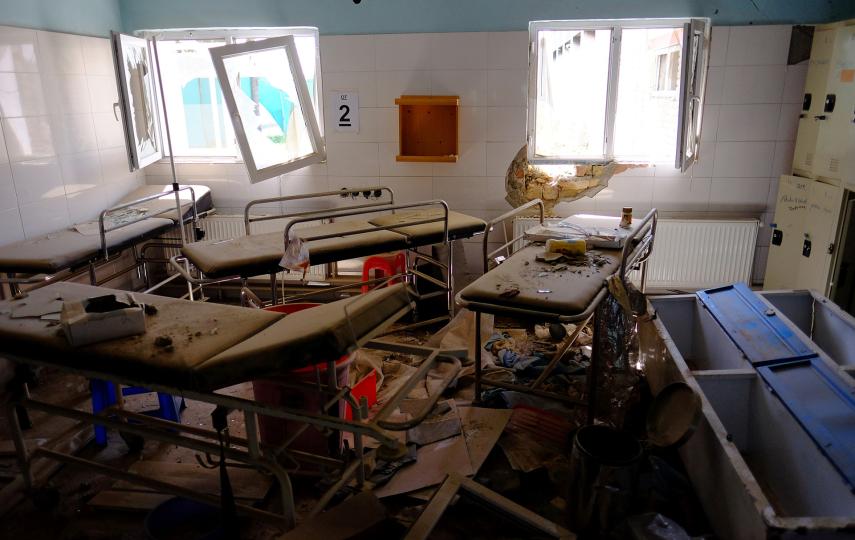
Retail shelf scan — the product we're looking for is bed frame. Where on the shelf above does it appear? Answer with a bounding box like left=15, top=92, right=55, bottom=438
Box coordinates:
left=457, top=200, right=657, bottom=421
left=1, top=186, right=208, bottom=299
left=169, top=187, right=487, bottom=329
left=0, top=283, right=462, bottom=530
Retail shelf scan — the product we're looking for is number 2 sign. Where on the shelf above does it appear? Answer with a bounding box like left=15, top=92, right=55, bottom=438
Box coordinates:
left=330, top=92, right=359, bottom=133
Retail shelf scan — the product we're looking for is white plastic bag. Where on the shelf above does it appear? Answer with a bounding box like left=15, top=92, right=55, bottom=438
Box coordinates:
left=279, top=236, right=310, bottom=272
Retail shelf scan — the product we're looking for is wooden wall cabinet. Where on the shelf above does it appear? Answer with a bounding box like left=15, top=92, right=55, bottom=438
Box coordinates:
left=395, top=95, right=459, bottom=162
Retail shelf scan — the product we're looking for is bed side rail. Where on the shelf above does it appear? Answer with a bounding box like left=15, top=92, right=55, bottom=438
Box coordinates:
left=244, top=186, right=396, bottom=234
left=99, top=186, right=199, bottom=259
left=283, top=199, right=451, bottom=246
left=481, top=199, right=545, bottom=273
left=619, top=208, right=657, bottom=283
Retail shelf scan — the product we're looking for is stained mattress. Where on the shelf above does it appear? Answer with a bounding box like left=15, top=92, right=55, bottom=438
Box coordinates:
left=0, top=184, right=214, bottom=275
left=0, top=219, right=175, bottom=274
left=457, top=244, right=622, bottom=319
left=0, top=282, right=412, bottom=391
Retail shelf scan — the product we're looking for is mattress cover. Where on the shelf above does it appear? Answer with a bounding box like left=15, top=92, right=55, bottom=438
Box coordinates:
left=457, top=244, right=622, bottom=318
left=181, top=210, right=486, bottom=278
left=182, top=220, right=410, bottom=278
left=0, top=282, right=412, bottom=391
left=0, top=218, right=175, bottom=274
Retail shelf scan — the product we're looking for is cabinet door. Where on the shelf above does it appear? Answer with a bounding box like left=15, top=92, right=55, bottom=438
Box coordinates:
left=793, top=26, right=837, bottom=177
left=765, top=176, right=810, bottom=290
left=830, top=198, right=855, bottom=310
left=814, top=24, right=855, bottom=182
left=797, top=180, right=845, bottom=294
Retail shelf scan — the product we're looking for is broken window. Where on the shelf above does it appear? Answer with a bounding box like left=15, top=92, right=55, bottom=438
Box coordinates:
left=111, top=32, right=163, bottom=170
left=210, top=35, right=325, bottom=183
left=527, top=18, right=710, bottom=171
left=112, top=28, right=324, bottom=173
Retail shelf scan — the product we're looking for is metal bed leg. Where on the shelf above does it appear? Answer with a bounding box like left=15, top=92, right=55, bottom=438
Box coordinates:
left=474, top=310, right=482, bottom=404
left=640, top=260, right=649, bottom=294
left=4, top=398, right=32, bottom=490
left=352, top=403, right=366, bottom=487
left=269, top=273, right=277, bottom=306
left=446, top=242, right=454, bottom=319
left=184, top=259, right=195, bottom=301
left=587, top=304, right=603, bottom=426
left=240, top=278, right=249, bottom=307
left=6, top=273, right=21, bottom=297
left=270, top=465, right=296, bottom=530
left=88, top=263, right=96, bottom=285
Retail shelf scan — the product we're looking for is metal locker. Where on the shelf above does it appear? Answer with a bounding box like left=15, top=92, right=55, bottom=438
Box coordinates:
left=765, top=175, right=811, bottom=290
left=814, top=22, right=855, bottom=182
left=797, top=180, right=846, bottom=294
left=793, top=25, right=838, bottom=177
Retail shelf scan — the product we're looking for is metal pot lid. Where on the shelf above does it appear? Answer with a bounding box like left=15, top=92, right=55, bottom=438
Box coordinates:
left=646, top=381, right=702, bottom=449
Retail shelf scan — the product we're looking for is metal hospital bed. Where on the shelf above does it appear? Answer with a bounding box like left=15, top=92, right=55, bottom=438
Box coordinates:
left=0, top=184, right=213, bottom=298
left=0, top=281, right=462, bottom=530
left=456, top=200, right=658, bottom=422
left=169, top=187, right=487, bottom=325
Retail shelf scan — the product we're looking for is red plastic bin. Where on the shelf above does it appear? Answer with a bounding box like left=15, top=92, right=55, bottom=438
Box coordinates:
left=253, top=303, right=376, bottom=456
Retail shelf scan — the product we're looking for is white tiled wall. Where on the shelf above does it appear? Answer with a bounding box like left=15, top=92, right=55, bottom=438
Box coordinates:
left=143, top=26, right=803, bottom=282
left=0, top=25, right=143, bottom=246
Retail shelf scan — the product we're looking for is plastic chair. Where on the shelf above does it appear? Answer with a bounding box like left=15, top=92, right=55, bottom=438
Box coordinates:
left=361, top=252, right=406, bottom=293
left=90, top=379, right=184, bottom=445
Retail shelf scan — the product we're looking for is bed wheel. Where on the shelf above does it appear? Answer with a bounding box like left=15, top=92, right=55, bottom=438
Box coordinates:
left=31, top=485, right=60, bottom=510
left=120, top=431, right=145, bottom=453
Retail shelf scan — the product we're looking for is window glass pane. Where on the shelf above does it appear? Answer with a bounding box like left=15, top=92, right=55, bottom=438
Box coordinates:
left=613, top=27, right=683, bottom=161
left=220, top=45, right=315, bottom=170
left=235, top=34, right=322, bottom=134
left=157, top=39, right=235, bottom=157
left=534, top=28, right=611, bottom=160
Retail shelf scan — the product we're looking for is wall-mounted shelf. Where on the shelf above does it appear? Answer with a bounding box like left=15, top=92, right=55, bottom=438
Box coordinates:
left=395, top=95, right=459, bottom=162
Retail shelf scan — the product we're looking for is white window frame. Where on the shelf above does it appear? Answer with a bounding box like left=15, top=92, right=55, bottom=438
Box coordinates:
left=527, top=18, right=710, bottom=170
left=209, top=35, right=325, bottom=183
left=111, top=32, right=164, bottom=171
left=130, top=27, right=324, bottom=165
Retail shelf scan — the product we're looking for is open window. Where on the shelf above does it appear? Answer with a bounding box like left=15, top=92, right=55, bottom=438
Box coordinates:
left=527, top=18, right=709, bottom=170
left=676, top=19, right=709, bottom=172
left=209, top=36, right=325, bottom=183
left=111, top=27, right=323, bottom=177
left=111, top=32, right=163, bottom=171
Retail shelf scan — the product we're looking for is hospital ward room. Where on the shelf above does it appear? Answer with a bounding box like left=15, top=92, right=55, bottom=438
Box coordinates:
left=1, top=0, right=855, bottom=538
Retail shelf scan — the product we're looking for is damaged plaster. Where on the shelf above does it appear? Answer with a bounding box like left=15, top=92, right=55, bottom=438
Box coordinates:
left=505, top=145, right=645, bottom=216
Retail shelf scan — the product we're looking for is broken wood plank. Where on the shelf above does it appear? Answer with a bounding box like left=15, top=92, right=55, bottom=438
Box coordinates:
left=110, top=461, right=270, bottom=500
left=281, top=492, right=387, bottom=540
left=374, top=435, right=473, bottom=498
left=0, top=438, right=47, bottom=456
left=87, top=490, right=172, bottom=511
left=458, top=406, right=512, bottom=473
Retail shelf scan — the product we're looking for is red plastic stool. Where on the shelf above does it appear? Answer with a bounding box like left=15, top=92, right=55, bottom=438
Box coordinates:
left=361, top=252, right=406, bottom=293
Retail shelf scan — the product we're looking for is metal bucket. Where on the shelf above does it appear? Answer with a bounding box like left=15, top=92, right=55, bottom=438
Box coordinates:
left=566, top=424, right=643, bottom=534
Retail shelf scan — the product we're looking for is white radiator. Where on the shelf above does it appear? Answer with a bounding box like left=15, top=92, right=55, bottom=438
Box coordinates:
left=513, top=217, right=759, bottom=291
left=162, top=215, right=327, bottom=279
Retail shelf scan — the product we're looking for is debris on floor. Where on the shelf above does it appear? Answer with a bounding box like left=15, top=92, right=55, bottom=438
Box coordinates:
left=0, top=294, right=713, bottom=540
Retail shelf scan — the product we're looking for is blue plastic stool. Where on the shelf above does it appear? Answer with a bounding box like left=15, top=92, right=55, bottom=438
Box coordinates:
left=90, top=380, right=184, bottom=445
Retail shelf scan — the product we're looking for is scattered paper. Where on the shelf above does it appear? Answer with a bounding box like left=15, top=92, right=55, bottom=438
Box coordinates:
left=10, top=297, right=63, bottom=319
left=374, top=435, right=473, bottom=498
left=458, top=406, right=512, bottom=473
left=281, top=492, right=387, bottom=540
